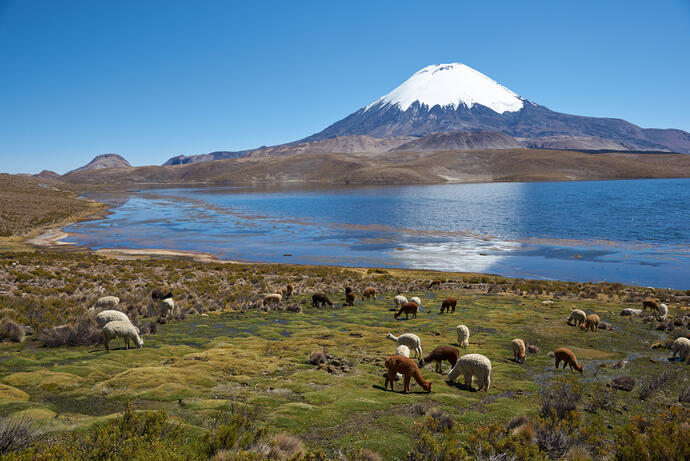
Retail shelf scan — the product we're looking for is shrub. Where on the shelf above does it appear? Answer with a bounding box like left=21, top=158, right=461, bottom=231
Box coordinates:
left=426, top=408, right=455, bottom=432
left=614, top=407, right=690, bottom=460
left=585, top=383, right=617, bottom=413
left=308, top=348, right=328, bottom=365
left=539, top=377, right=582, bottom=419
left=338, top=448, right=382, bottom=461
left=0, top=417, right=42, bottom=455
left=37, top=317, right=103, bottom=347
left=637, top=369, right=674, bottom=400
left=678, top=384, right=690, bottom=403
left=0, top=317, right=25, bottom=343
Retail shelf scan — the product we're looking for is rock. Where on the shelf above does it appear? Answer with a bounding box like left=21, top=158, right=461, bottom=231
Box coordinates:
left=610, top=376, right=635, bottom=391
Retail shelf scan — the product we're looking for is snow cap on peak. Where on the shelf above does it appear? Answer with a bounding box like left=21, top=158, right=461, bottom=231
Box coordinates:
left=365, top=62, right=524, bottom=114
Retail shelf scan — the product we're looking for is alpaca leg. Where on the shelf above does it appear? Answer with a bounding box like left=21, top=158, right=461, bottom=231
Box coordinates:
left=555, top=358, right=561, bottom=369
left=484, top=374, right=491, bottom=391
left=435, top=361, right=441, bottom=373
left=404, top=375, right=411, bottom=393
left=105, top=339, right=110, bottom=352
left=464, top=372, right=472, bottom=389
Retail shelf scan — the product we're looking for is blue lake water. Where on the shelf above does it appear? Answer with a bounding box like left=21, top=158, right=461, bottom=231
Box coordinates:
left=63, top=179, right=690, bottom=289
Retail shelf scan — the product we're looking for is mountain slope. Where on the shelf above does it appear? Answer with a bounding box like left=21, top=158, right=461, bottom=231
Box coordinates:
left=391, top=131, right=521, bottom=152
left=302, top=63, right=689, bottom=153
left=67, top=154, right=132, bottom=173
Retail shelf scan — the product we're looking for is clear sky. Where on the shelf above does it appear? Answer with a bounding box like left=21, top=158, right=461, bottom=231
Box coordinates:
left=1, top=0, right=689, bottom=174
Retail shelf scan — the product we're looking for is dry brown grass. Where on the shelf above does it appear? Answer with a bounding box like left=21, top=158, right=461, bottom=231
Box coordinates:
left=0, top=174, right=101, bottom=237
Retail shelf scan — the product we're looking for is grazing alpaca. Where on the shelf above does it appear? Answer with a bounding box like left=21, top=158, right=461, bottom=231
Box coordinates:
left=511, top=339, right=526, bottom=363
left=456, top=325, right=470, bottom=349
left=566, top=309, right=586, bottom=326
left=394, top=302, right=418, bottom=320
left=418, top=345, right=459, bottom=373
left=386, top=332, right=422, bottom=358
left=440, top=297, right=457, bottom=314
left=263, top=293, right=282, bottom=306
left=553, top=348, right=583, bottom=374
left=362, top=287, right=376, bottom=301
left=447, top=353, right=492, bottom=391
left=657, top=303, right=668, bottom=321
left=286, top=283, right=294, bottom=298
left=346, top=292, right=355, bottom=306
left=427, top=280, right=441, bottom=290
left=312, top=293, right=333, bottom=308
left=582, top=314, right=600, bottom=332
left=384, top=355, right=432, bottom=393
left=394, top=295, right=408, bottom=307
left=410, top=297, right=422, bottom=308
left=642, top=298, right=660, bottom=311
left=671, top=337, right=690, bottom=362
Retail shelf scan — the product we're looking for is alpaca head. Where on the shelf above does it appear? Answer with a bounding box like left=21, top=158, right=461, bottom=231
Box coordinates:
left=135, top=336, right=144, bottom=348
left=423, top=381, right=432, bottom=392
left=575, top=363, right=583, bottom=374
left=417, top=359, right=425, bottom=369
left=386, top=332, right=394, bottom=340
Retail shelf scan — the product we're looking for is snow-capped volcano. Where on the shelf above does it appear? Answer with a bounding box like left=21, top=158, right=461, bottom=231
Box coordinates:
left=299, top=62, right=690, bottom=153
left=365, top=63, right=524, bottom=114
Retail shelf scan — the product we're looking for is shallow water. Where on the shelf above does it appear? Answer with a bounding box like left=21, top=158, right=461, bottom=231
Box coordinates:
left=64, top=179, right=690, bottom=289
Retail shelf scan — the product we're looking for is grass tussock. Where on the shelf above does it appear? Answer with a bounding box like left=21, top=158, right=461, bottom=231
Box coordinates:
left=0, top=317, right=25, bottom=343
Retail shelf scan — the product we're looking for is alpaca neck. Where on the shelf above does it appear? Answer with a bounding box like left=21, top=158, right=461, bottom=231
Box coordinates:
left=410, top=368, right=428, bottom=388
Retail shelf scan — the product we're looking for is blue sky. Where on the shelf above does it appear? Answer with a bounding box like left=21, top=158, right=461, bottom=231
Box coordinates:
left=1, top=0, right=689, bottom=174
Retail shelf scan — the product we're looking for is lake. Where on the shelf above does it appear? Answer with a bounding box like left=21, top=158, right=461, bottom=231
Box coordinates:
left=63, top=179, right=690, bottom=289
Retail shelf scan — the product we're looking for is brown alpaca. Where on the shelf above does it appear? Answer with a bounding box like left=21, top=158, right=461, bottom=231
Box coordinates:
left=554, top=348, right=583, bottom=374
left=346, top=292, right=355, bottom=306
left=312, top=293, right=333, bottom=308
left=285, top=283, right=294, bottom=298
left=345, top=286, right=353, bottom=295
left=362, top=287, right=376, bottom=300
left=427, top=280, right=441, bottom=290
left=440, top=297, right=457, bottom=313
left=418, top=345, right=459, bottom=373
left=394, top=302, right=418, bottom=320
left=384, top=355, right=432, bottom=393
left=582, top=314, right=600, bottom=331
left=642, top=298, right=660, bottom=311
left=511, top=339, right=526, bottom=363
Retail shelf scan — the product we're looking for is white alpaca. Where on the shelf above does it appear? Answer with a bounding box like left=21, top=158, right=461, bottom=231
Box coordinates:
left=395, top=345, right=410, bottom=357
left=263, top=293, right=282, bottom=306
left=657, top=303, right=668, bottom=321
left=102, top=320, right=144, bottom=351
left=394, top=295, right=407, bottom=307
left=566, top=309, right=586, bottom=326
left=620, top=308, right=642, bottom=317
left=671, top=337, right=690, bottom=362
left=511, top=339, right=526, bottom=363
left=160, top=298, right=175, bottom=319
left=95, top=310, right=133, bottom=329
left=409, top=297, right=421, bottom=307
left=386, top=332, right=422, bottom=358
left=456, top=325, right=470, bottom=349
left=89, top=296, right=119, bottom=312
left=448, top=353, right=492, bottom=391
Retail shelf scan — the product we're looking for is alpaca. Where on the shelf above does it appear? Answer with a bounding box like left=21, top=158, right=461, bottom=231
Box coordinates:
left=582, top=314, right=600, bottom=332
left=671, top=337, right=690, bottom=362
left=566, top=309, right=586, bottom=326
left=312, top=293, right=333, bottom=308
left=386, top=332, right=422, bottom=358
left=418, top=345, right=459, bottom=373
left=384, top=355, right=432, bottom=393
left=427, top=280, right=441, bottom=290
left=440, top=297, right=457, bottom=314
left=345, top=286, right=353, bottom=295
left=657, top=303, right=668, bottom=321
left=642, top=298, right=660, bottom=311
left=394, top=295, right=408, bottom=307
left=362, top=287, right=376, bottom=300
left=102, top=320, right=144, bottom=352
left=263, top=293, right=282, bottom=307
left=447, top=353, right=492, bottom=391
left=456, top=325, right=470, bottom=349
left=553, top=348, right=583, bottom=373
left=620, top=308, right=642, bottom=317
left=511, top=339, right=526, bottom=363
left=286, top=283, right=294, bottom=298
left=346, top=292, right=355, bottom=306
left=409, top=297, right=422, bottom=308
left=394, top=302, right=418, bottom=320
